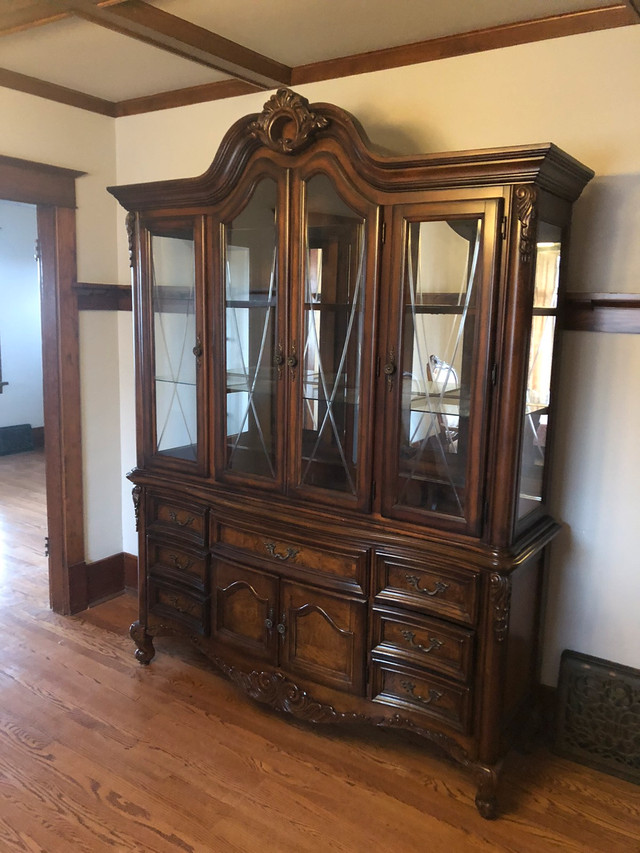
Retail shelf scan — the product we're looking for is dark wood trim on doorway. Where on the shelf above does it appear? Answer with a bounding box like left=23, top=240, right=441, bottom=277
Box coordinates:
left=0, top=154, right=86, bottom=614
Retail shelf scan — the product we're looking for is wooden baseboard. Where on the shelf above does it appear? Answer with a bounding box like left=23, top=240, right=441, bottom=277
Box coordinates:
left=69, top=552, right=138, bottom=613
left=124, top=552, right=138, bottom=590
left=32, top=426, right=45, bottom=448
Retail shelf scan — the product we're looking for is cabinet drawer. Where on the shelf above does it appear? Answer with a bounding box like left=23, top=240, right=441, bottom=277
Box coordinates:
left=148, top=494, right=207, bottom=545
left=371, top=662, right=472, bottom=733
left=148, top=538, right=207, bottom=591
left=372, top=607, right=474, bottom=683
left=375, top=553, right=479, bottom=626
left=148, top=578, right=209, bottom=635
left=216, top=522, right=368, bottom=593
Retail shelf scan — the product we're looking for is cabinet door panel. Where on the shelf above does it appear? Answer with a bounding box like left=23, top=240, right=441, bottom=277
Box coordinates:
left=280, top=580, right=366, bottom=694
left=140, top=215, right=207, bottom=473
left=217, top=169, right=288, bottom=491
left=289, top=168, right=379, bottom=511
left=212, top=558, right=279, bottom=662
left=382, top=199, right=500, bottom=535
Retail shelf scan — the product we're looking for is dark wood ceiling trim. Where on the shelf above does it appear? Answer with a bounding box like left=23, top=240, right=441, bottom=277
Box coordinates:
left=114, top=78, right=261, bottom=117
left=564, top=292, right=640, bottom=333
left=0, top=154, right=85, bottom=206
left=625, top=0, right=640, bottom=19
left=0, top=67, right=116, bottom=116
left=292, top=5, right=638, bottom=85
left=70, top=0, right=291, bottom=88
left=0, top=0, right=129, bottom=35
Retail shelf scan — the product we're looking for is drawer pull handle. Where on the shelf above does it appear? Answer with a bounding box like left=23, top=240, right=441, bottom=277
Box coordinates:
left=405, top=575, right=449, bottom=597
left=401, top=680, right=443, bottom=707
left=265, top=542, right=299, bottom=562
left=168, top=511, right=195, bottom=528
left=169, top=554, right=194, bottom=572
left=401, top=630, right=444, bottom=655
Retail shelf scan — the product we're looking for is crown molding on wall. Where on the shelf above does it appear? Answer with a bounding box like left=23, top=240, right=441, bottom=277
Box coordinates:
left=0, top=67, right=117, bottom=116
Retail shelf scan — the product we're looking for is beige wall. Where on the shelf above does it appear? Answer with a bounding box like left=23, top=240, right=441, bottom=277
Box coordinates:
left=0, top=89, right=124, bottom=561
left=114, top=25, right=640, bottom=685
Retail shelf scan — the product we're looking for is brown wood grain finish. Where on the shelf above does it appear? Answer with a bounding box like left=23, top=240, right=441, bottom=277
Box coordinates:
left=1, top=449, right=640, bottom=849
left=110, top=91, right=595, bottom=819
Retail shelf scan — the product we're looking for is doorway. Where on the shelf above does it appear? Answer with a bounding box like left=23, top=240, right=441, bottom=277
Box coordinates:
left=0, top=154, right=85, bottom=614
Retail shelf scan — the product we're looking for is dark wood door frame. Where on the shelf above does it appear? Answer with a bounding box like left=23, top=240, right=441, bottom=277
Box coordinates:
left=0, top=154, right=86, bottom=614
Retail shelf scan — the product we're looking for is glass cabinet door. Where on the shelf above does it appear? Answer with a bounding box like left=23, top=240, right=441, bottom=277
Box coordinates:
left=517, top=221, right=562, bottom=521
left=221, top=177, right=283, bottom=486
left=145, top=218, right=204, bottom=467
left=290, top=172, right=376, bottom=508
left=383, top=202, right=499, bottom=532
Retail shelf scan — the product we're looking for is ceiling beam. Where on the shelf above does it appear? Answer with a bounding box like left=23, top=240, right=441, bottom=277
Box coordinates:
left=67, top=0, right=292, bottom=89
left=0, top=0, right=129, bottom=37
left=292, top=4, right=639, bottom=85
left=0, top=66, right=116, bottom=116
left=625, top=0, right=640, bottom=20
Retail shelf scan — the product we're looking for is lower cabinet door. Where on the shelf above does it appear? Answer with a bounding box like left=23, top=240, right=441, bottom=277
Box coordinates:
left=279, top=580, right=366, bottom=695
left=212, top=557, right=279, bottom=663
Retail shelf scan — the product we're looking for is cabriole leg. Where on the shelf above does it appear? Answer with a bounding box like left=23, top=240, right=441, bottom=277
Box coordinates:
left=130, top=620, right=155, bottom=665
left=473, top=763, right=500, bottom=820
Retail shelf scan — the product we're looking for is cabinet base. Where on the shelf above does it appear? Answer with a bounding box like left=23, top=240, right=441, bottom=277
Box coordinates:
left=130, top=624, right=502, bottom=819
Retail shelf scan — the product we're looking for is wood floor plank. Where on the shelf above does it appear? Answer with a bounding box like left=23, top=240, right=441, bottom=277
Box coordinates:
left=1, top=450, right=639, bottom=852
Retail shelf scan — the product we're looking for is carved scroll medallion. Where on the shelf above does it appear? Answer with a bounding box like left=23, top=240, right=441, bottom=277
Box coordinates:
left=249, top=88, right=329, bottom=154
left=515, top=185, right=537, bottom=264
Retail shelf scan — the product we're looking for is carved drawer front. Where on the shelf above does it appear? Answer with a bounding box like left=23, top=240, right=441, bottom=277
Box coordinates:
left=148, top=578, right=209, bottom=635
left=280, top=581, right=366, bottom=695
left=371, top=663, right=472, bottom=733
left=375, top=553, right=479, bottom=626
left=148, top=538, right=208, bottom=591
left=216, top=522, right=368, bottom=593
left=371, top=607, right=474, bottom=683
left=148, top=494, right=207, bottom=545
left=212, top=557, right=279, bottom=663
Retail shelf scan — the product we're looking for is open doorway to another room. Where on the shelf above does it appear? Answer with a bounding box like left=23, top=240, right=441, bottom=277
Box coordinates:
left=0, top=200, right=49, bottom=603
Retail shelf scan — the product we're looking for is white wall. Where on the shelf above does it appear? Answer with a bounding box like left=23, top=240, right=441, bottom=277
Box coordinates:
left=0, top=89, right=125, bottom=561
left=0, top=200, right=42, bottom=430
left=114, top=24, right=640, bottom=685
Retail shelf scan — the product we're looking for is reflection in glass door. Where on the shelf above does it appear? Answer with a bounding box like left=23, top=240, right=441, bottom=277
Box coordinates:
left=223, top=178, right=279, bottom=480
left=151, top=225, right=198, bottom=461
left=299, top=174, right=366, bottom=496
left=395, top=217, right=482, bottom=520
left=517, top=221, right=562, bottom=519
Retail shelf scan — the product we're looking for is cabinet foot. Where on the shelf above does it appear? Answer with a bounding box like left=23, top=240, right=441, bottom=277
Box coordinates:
left=473, top=764, right=500, bottom=820
left=130, top=620, right=155, bottom=665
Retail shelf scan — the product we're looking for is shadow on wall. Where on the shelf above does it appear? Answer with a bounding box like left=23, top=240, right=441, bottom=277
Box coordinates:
left=567, top=174, right=640, bottom=294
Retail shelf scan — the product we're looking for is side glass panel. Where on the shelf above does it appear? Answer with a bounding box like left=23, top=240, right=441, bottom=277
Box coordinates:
left=224, top=178, right=279, bottom=480
left=299, top=174, right=366, bottom=496
left=517, top=222, right=562, bottom=519
left=395, top=218, right=482, bottom=520
left=151, top=224, right=198, bottom=461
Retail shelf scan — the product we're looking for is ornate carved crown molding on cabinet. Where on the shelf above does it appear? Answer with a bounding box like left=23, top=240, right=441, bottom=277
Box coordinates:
left=109, top=89, right=593, bottom=819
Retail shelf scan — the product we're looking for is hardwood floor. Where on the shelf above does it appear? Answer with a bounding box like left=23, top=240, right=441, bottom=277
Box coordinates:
left=0, top=450, right=639, bottom=852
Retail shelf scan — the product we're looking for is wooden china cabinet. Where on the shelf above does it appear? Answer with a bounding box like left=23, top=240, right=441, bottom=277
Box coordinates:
left=109, top=89, right=593, bottom=818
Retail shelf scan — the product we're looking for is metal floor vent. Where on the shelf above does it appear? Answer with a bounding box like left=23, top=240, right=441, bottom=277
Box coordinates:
left=0, top=424, right=34, bottom=456
left=555, top=650, right=640, bottom=784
